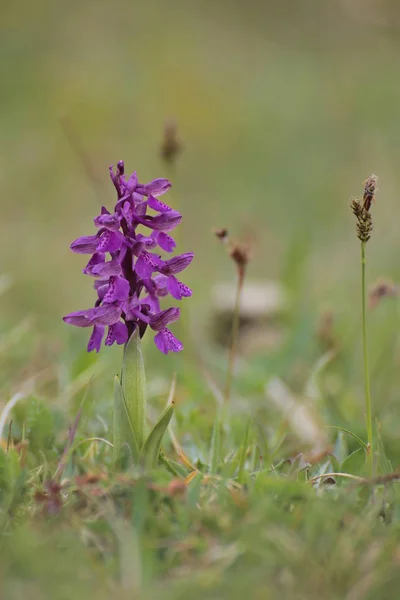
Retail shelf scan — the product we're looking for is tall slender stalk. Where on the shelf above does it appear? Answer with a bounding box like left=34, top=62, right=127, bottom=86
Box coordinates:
left=361, top=241, right=373, bottom=470
left=351, top=174, right=377, bottom=473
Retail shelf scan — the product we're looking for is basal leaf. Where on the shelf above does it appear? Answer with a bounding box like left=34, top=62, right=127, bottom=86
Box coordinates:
left=121, top=330, right=147, bottom=451
left=113, top=375, right=139, bottom=465
left=139, top=404, right=174, bottom=469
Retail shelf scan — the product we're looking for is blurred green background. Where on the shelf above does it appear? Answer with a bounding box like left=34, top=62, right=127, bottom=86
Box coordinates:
left=2, top=0, right=400, bottom=345
left=3, top=4, right=400, bottom=598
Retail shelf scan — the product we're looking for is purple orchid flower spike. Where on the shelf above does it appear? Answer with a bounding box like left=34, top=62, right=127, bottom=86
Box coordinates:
left=63, top=161, right=193, bottom=354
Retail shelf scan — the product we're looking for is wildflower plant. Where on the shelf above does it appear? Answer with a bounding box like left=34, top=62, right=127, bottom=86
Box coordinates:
left=63, top=161, right=193, bottom=466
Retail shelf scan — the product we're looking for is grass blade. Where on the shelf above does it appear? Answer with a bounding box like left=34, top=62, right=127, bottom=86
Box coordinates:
left=209, top=409, right=221, bottom=474
left=326, top=426, right=367, bottom=452
left=238, top=419, right=250, bottom=484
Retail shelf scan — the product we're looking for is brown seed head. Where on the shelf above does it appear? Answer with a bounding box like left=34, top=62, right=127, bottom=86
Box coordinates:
left=363, top=174, right=378, bottom=212
left=350, top=175, right=377, bottom=243
left=230, top=244, right=249, bottom=271
left=368, top=278, right=398, bottom=310
left=214, top=228, right=229, bottom=241
left=214, top=228, right=251, bottom=281
left=161, top=120, right=182, bottom=166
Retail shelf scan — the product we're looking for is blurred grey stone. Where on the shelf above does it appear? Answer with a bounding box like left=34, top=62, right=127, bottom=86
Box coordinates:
left=211, top=280, right=287, bottom=352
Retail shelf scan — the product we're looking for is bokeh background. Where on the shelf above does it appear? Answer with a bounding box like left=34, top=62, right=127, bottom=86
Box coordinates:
left=2, top=1, right=400, bottom=381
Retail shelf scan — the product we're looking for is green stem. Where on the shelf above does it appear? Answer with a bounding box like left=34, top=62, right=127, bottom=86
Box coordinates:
left=361, top=241, right=373, bottom=471
left=224, top=274, right=243, bottom=404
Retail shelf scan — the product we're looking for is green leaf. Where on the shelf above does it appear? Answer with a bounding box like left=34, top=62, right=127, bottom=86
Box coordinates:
left=121, top=330, right=147, bottom=451
left=341, top=448, right=366, bottom=475
left=159, top=453, right=189, bottom=478
left=139, top=404, right=174, bottom=469
left=113, top=375, right=139, bottom=465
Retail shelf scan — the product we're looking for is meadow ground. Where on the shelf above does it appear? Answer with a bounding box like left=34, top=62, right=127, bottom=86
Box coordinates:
left=2, top=2, right=400, bottom=598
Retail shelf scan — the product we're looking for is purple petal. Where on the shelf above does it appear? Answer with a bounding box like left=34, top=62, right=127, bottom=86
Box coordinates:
left=135, top=251, right=162, bottom=279
left=87, top=325, right=105, bottom=352
left=140, top=294, right=161, bottom=313
left=109, top=164, right=118, bottom=186
left=71, top=235, right=99, bottom=254
left=96, top=230, right=124, bottom=253
left=154, top=328, right=183, bottom=354
left=161, top=252, right=194, bottom=276
left=90, top=304, right=122, bottom=326
left=137, top=178, right=171, bottom=197
left=126, top=171, right=138, bottom=193
left=94, top=212, right=120, bottom=232
left=95, top=280, right=109, bottom=301
left=153, top=274, right=169, bottom=296
left=132, top=241, right=145, bottom=257
left=63, top=309, right=94, bottom=327
left=118, top=200, right=133, bottom=226
left=63, top=305, right=121, bottom=328
left=91, top=260, right=122, bottom=278
left=136, top=211, right=181, bottom=232
left=137, top=233, right=158, bottom=249
left=135, top=202, right=147, bottom=217
left=117, top=243, right=128, bottom=264
left=126, top=305, right=151, bottom=324
left=167, top=275, right=192, bottom=300
left=83, top=253, right=105, bottom=275
left=147, top=195, right=172, bottom=213
left=150, top=307, right=180, bottom=331
left=103, top=276, right=130, bottom=303
left=157, top=232, right=176, bottom=253
left=109, top=165, right=122, bottom=197
left=105, top=321, right=128, bottom=346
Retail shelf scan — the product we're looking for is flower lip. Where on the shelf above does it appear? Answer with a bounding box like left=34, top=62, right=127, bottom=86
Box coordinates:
left=154, top=328, right=183, bottom=354
left=147, top=195, right=172, bottom=213
left=157, top=232, right=176, bottom=253
left=96, top=230, right=124, bottom=253
left=105, top=321, right=128, bottom=346
left=87, top=325, right=105, bottom=352
left=167, top=275, right=192, bottom=300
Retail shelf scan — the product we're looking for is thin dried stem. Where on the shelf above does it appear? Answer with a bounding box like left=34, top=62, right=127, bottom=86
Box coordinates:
left=224, top=272, right=244, bottom=405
